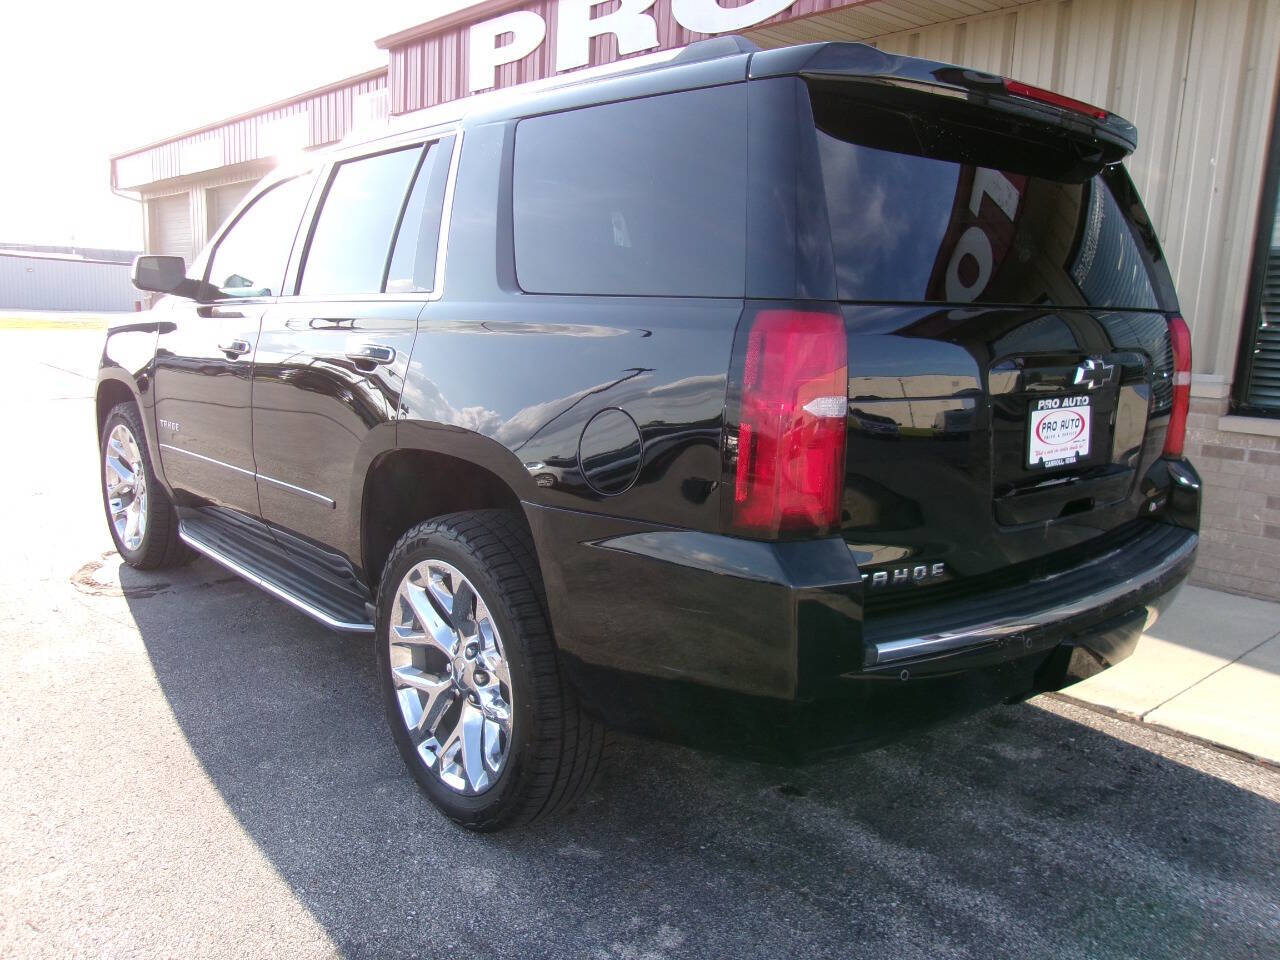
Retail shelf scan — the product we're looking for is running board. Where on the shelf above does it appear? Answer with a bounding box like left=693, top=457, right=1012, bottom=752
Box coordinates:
left=178, top=520, right=374, bottom=634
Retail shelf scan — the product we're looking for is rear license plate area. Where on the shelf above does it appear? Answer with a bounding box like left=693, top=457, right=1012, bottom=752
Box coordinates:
left=1027, top=395, right=1092, bottom=469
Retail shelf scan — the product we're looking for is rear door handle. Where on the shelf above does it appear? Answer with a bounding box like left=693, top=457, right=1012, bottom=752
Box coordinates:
left=345, top=343, right=396, bottom=365
left=218, top=339, right=252, bottom=357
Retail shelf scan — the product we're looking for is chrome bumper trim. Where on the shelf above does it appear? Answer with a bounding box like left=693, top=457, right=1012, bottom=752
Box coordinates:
left=866, top=531, right=1197, bottom=667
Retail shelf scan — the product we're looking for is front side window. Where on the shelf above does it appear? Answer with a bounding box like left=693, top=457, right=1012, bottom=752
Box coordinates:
left=298, top=146, right=423, bottom=296
left=206, top=175, right=314, bottom=298
left=512, top=86, right=747, bottom=298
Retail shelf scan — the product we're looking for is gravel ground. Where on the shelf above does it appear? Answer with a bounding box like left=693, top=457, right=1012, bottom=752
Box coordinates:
left=2, top=330, right=1278, bottom=959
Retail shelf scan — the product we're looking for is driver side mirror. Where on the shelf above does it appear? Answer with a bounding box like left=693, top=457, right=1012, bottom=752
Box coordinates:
left=131, top=255, right=220, bottom=302
left=132, top=255, right=188, bottom=294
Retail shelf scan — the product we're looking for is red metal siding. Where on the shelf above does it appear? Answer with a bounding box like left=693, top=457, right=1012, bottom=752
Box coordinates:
left=115, top=0, right=891, bottom=186
left=113, top=71, right=388, bottom=190
left=387, top=0, right=875, bottom=114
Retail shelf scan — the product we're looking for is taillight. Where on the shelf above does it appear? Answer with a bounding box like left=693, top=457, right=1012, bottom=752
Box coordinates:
left=1164, top=314, right=1192, bottom=458
left=730, top=308, right=847, bottom=537
left=1002, top=78, right=1109, bottom=120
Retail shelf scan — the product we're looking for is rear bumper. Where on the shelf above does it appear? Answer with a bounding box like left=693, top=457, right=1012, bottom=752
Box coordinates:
left=524, top=501, right=1196, bottom=759
left=860, top=520, right=1196, bottom=677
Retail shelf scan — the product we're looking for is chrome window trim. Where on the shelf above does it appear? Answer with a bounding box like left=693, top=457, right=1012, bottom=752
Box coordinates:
left=429, top=127, right=463, bottom=301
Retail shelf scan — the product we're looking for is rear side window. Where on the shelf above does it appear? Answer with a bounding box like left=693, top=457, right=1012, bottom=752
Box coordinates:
left=810, top=85, right=1174, bottom=310
left=207, top=175, right=313, bottom=298
left=513, top=86, right=747, bottom=297
left=386, top=136, right=455, bottom=294
left=299, top=146, right=422, bottom=296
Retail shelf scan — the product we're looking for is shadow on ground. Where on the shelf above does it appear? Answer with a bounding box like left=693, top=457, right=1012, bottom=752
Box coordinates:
left=118, top=558, right=1280, bottom=960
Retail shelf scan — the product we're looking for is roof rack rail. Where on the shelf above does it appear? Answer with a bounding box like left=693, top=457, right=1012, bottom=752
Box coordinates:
left=672, top=35, right=760, bottom=64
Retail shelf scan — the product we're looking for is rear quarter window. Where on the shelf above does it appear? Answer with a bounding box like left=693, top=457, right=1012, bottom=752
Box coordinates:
left=512, top=85, right=747, bottom=298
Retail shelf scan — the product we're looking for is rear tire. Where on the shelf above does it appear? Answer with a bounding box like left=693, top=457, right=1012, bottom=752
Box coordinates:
left=375, top=509, right=607, bottom=831
left=100, top=401, right=191, bottom=570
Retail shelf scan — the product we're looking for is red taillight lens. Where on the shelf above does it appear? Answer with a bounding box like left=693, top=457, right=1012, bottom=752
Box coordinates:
left=1164, top=314, right=1192, bottom=458
left=1003, top=78, right=1109, bottom=120
left=731, top=309, right=847, bottom=536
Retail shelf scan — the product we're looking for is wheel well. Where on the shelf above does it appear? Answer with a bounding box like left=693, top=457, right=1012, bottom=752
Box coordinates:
left=96, top=380, right=135, bottom=434
left=362, top=449, right=525, bottom=588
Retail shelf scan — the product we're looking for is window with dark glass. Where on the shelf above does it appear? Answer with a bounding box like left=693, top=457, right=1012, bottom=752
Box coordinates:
left=299, top=146, right=423, bottom=296
left=809, top=84, right=1171, bottom=311
left=206, top=175, right=314, bottom=298
left=512, top=86, right=747, bottom=297
left=386, top=136, right=455, bottom=294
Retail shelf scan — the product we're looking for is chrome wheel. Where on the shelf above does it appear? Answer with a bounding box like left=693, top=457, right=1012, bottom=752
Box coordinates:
left=104, top=423, right=148, bottom=552
left=389, top=560, right=513, bottom=795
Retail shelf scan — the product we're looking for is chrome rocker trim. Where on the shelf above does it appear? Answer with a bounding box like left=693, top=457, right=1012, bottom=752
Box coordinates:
left=866, top=531, right=1198, bottom=667
left=160, top=444, right=335, bottom=507
left=160, top=443, right=254, bottom=478
left=178, top=524, right=374, bottom=633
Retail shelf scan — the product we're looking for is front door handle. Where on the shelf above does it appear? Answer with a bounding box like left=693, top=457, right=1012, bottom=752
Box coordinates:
left=345, top=343, right=396, bottom=365
left=198, top=306, right=245, bottom=320
left=218, top=339, right=252, bottom=358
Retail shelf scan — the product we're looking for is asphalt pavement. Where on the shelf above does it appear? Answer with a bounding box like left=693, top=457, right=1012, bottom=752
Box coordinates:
left=1, top=327, right=1278, bottom=959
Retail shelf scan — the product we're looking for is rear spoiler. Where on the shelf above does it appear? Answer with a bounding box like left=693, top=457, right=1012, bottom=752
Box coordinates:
left=749, top=42, right=1137, bottom=161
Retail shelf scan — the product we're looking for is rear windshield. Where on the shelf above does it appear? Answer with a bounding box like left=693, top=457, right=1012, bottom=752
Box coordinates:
left=810, top=84, right=1177, bottom=310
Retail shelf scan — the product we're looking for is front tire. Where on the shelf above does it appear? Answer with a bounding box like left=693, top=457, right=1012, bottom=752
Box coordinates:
left=375, top=510, right=607, bottom=831
left=99, top=401, right=191, bottom=569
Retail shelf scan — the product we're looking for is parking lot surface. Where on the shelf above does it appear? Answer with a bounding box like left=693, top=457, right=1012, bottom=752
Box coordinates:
left=2, top=328, right=1278, bottom=959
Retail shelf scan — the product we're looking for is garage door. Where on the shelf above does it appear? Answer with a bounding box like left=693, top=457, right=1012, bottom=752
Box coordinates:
left=208, top=180, right=256, bottom=236
left=149, top=194, right=192, bottom=260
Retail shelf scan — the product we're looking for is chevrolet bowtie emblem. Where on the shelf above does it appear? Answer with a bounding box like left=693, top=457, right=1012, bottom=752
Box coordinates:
left=1073, top=357, right=1116, bottom=391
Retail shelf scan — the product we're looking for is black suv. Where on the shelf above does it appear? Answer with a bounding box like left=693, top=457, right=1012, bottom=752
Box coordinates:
left=100, top=38, right=1200, bottom=830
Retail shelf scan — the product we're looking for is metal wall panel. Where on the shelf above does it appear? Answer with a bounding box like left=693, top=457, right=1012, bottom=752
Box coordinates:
left=751, top=0, right=1280, bottom=382
left=0, top=254, right=138, bottom=312
left=1168, top=0, right=1280, bottom=379
left=113, top=71, right=387, bottom=191
left=139, top=162, right=275, bottom=260
left=747, top=0, right=1023, bottom=49
left=148, top=194, right=193, bottom=261
left=208, top=181, right=257, bottom=237
left=385, top=0, right=1028, bottom=114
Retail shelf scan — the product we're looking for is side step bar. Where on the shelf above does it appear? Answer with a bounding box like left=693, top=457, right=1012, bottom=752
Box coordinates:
left=179, top=522, right=374, bottom=634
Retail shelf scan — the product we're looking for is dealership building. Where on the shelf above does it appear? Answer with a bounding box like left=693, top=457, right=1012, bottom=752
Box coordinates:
left=110, top=0, right=1280, bottom=599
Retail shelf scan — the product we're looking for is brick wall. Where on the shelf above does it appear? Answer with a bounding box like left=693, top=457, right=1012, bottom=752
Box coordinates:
left=1183, top=395, right=1280, bottom=601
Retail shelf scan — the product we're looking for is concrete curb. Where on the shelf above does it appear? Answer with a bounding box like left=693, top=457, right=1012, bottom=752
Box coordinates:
left=1048, top=692, right=1279, bottom=772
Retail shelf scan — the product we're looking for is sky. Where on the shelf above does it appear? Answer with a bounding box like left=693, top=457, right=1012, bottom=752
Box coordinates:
left=0, top=1, right=422, bottom=251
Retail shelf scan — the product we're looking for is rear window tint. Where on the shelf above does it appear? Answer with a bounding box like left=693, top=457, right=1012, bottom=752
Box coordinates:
left=811, top=88, right=1171, bottom=310
left=513, top=86, right=746, bottom=298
